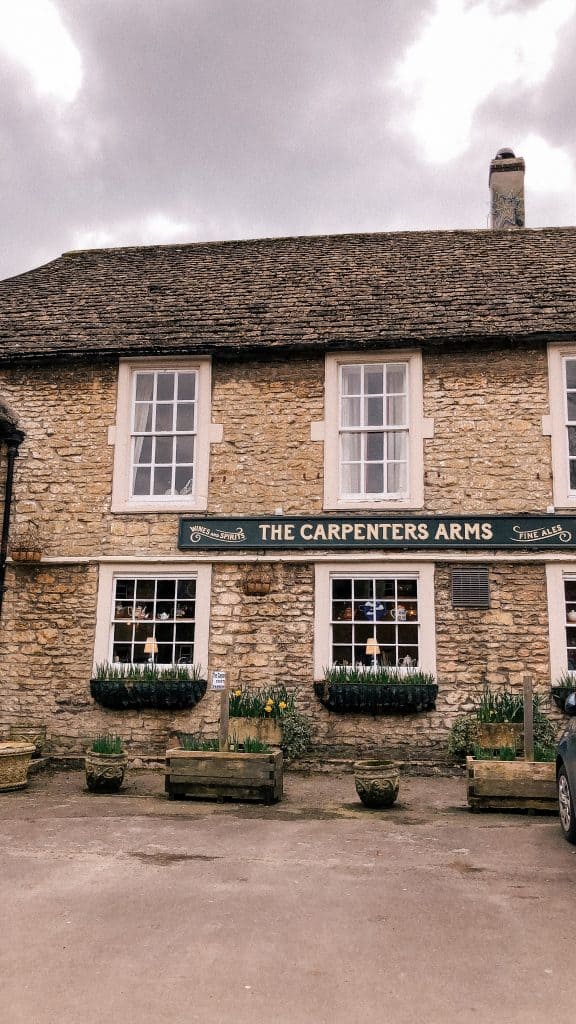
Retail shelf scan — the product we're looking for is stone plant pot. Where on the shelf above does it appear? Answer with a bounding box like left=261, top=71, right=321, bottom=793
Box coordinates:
left=85, top=750, right=127, bottom=793
left=8, top=724, right=47, bottom=758
left=0, top=741, right=36, bottom=791
left=354, top=759, right=400, bottom=808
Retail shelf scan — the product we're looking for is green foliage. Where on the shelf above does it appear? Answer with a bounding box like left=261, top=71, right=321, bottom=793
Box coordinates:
left=89, top=733, right=124, bottom=755
left=534, top=743, right=556, bottom=762
left=94, top=662, right=205, bottom=682
left=322, top=665, right=436, bottom=687
left=446, top=716, right=480, bottom=763
left=448, top=687, right=559, bottom=763
left=553, top=670, right=576, bottom=690
left=279, top=708, right=313, bottom=762
left=471, top=745, right=516, bottom=761
left=234, top=736, right=272, bottom=753
left=474, top=686, right=547, bottom=724
left=178, top=733, right=271, bottom=753
left=228, top=684, right=296, bottom=719
left=179, top=734, right=218, bottom=751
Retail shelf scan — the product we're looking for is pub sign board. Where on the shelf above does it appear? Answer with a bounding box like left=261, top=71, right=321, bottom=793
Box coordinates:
left=178, top=515, right=576, bottom=551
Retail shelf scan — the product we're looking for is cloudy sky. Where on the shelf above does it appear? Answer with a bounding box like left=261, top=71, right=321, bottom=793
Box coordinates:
left=1, top=0, right=576, bottom=281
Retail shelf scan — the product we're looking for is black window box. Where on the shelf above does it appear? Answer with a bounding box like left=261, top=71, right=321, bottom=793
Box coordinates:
left=313, top=680, right=438, bottom=714
left=90, top=677, right=207, bottom=711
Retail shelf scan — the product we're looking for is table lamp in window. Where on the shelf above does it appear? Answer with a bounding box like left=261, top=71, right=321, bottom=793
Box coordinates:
left=144, top=637, right=158, bottom=665
left=365, top=637, right=380, bottom=670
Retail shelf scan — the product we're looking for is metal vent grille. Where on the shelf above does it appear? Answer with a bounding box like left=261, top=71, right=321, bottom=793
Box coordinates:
left=451, top=566, right=490, bottom=608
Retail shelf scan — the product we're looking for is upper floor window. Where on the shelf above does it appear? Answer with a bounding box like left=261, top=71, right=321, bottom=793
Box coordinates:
left=323, top=351, right=426, bottom=511
left=111, top=358, right=212, bottom=513
left=340, top=362, right=408, bottom=499
left=131, top=369, right=197, bottom=499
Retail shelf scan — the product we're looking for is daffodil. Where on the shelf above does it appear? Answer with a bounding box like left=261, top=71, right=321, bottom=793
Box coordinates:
left=279, top=701, right=287, bottom=710
left=264, top=705, right=272, bottom=714
left=234, top=689, right=242, bottom=697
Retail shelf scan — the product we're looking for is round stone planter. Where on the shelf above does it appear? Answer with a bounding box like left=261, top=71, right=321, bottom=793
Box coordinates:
left=354, top=759, right=400, bottom=808
left=0, top=741, right=36, bottom=791
left=8, top=723, right=47, bottom=758
left=85, top=751, right=127, bottom=793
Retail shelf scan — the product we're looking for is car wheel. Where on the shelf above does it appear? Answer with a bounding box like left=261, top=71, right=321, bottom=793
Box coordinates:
left=558, top=766, right=576, bottom=844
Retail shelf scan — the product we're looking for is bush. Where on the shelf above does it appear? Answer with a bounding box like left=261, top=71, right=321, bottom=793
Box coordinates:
left=280, top=708, right=313, bottom=762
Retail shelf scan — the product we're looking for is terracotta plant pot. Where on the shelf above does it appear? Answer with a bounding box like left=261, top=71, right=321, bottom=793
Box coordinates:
left=85, top=750, right=127, bottom=793
left=354, top=759, right=400, bottom=808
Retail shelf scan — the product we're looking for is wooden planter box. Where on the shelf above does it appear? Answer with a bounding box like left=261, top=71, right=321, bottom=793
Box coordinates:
left=165, top=749, right=283, bottom=804
left=466, top=756, right=557, bottom=812
left=228, top=717, right=282, bottom=746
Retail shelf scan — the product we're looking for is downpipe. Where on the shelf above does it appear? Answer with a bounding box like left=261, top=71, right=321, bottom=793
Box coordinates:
left=0, top=434, right=23, bottom=624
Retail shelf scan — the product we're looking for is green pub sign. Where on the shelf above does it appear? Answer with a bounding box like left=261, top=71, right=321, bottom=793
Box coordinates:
left=178, top=515, right=576, bottom=551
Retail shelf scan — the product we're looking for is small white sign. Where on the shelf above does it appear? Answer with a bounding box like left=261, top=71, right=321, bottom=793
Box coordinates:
left=211, top=670, right=226, bottom=691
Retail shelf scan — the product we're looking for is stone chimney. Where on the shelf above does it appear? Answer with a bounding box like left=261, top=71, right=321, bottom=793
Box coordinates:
left=489, top=147, right=525, bottom=229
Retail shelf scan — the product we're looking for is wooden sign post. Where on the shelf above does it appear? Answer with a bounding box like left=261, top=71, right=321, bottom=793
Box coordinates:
left=211, top=669, right=230, bottom=752
left=523, top=674, right=534, bottom=762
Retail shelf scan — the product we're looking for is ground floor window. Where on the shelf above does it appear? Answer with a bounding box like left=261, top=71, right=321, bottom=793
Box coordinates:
left=93, top=562, right=211, bottom=670
left=314, top=561, right=436, bottom=677
left=331, top=575, right=419, bottom=667
left=545, top=564, right=576, bottom=680
left=112, top=576, right=196, bottom=664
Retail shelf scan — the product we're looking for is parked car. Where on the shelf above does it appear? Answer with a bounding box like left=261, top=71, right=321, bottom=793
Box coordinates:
left=556, top=692, right=576, bottom=843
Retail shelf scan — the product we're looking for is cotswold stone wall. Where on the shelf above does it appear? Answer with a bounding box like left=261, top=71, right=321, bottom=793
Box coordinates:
left=0, top=348, right=561, bottom=758
left=0, top=560, right=558, bottom=759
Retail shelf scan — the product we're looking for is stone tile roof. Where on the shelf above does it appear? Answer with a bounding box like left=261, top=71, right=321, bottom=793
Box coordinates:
left=1, top=227, right=576, bottom=363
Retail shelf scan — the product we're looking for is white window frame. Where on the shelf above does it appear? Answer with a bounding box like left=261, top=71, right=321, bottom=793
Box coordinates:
left=323, top=350, right=426, bottom=511
left=547, top=343, right=576, bottom=509
left=546, top=563, right=576, bottom=680
left=313, top=561, right=436, bottom=678
left=93, top=562, right=211, bottom=671
left=111, top=357, right=212, bottom=513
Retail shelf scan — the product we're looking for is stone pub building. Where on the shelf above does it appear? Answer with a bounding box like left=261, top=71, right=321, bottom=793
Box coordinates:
left=1, top=150, right=576, bottom=761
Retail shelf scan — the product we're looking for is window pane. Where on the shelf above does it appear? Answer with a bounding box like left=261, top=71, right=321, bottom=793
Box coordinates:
left=366, top=432, right=384, bottom=460
left=388, top=431, right=407, bottom=460
left=342, top=463, right=361, bottom=493
left=566, top=359, right=576, bottom=389
left=365, top=366, right=384, bottom=395
left=134, top=403, right=153, bottom=432
left=386, top=364, right=406, bottom=394
left=570, top=460, right=576, bottom=491
left=332, top=578, right=352, bottom=600
left=341, top=433, right=361, bottom=460
left=365, top=396, right=383, bottom=426
left=175, top=467, right=194, bottom=494
left=136, top=579, right=155, bottom=600
left=135, top=374, right=154, bottom=401
left=157, top=579, right=176, bottom=600
left=341, top=366, right=361, bottom=395
left=155, top=436, right=173, bottom=464
left=115, top=579, right=135, bottom=600
left=155, top=404, right=173, bottom=432
left=133, top=466, right=151, bottom=495
left=568, top=427, right=576, bottom=456
left=134, top=436, right=153, bottom=464
left=567, top=395, right=576, bottom=422
left=178, top=580, right=196, bottom=599
left=386, top=396, right=406, bottom=425
left=341, top=397, right=361, bottom=427
left=177, top=372, right=196, bottom=400
left=156, top=373, right=175, bottom=401
left=365, top=463, right=384, bottom=493
left=176, top=435, right=195, bottom=463
left=387, top=462, right=407, bottom=493
left=153, top=466, right=172, bottom=495
left=565, top=580, right=576, bottom=602
left=176, top=403, right=196, bottom=431
left=333, top=645, right=353, bottom=665
left=353, top=579, right=373, bottom=599
left=332, top=624, right=353, bottom=644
